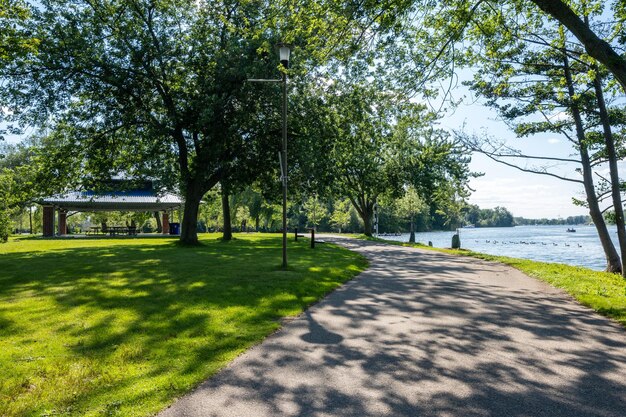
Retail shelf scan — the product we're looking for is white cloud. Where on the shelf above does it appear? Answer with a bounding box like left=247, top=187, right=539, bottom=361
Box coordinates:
left=547, top=138, right=560, bottom=144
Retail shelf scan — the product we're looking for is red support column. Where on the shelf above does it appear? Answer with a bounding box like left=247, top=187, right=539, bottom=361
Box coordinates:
left=58, top=210, right=67, bottom=235
left=43, top=206, right=54, bottom=237
left=162, top=212, right=170, bottom=235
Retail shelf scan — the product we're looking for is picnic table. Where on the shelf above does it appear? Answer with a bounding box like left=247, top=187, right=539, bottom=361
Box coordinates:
left=108, top=226, right=124, bottom=236
left=87, top=226, right=101, bottom=236
left=108, top=226, right=138, bottom=236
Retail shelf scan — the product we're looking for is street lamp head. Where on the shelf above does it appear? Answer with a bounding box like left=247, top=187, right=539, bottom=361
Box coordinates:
left=279, top=45, right=291, bottom=69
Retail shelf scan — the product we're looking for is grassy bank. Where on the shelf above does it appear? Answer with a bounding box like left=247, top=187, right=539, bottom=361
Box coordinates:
left=0, top=234, right=367, bottom=417
left=360, top=235, right=626, bottom=327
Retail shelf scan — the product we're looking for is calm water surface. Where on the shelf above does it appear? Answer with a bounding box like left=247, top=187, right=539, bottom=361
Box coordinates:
left=378, top=225, right=618, bottom=271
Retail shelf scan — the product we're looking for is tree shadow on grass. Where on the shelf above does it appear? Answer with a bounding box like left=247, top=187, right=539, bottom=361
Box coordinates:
left=0, top=237, right=364, bottom=416
left=158, top=237, right=626, bottom=417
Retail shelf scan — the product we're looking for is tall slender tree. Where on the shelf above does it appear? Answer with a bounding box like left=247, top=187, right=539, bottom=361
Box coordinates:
left=459, top=9, right=626, bottom=272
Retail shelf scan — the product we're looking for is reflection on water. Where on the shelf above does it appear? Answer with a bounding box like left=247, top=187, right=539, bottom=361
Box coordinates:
left=378, top=225, right=617, bottom=271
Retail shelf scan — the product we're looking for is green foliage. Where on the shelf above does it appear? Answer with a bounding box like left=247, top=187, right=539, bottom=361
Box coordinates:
left=464, top=204, right=514, bottom=227
left=378, top=0, right=626, bottom=101
left=330, top=199, right=354, bottom=232
left=1, top=0, right=418, bottom=244
left=0, top=0, right=289, bottom=243
left=395, top=187, right=425, bottom=220
left=298, top=79, right=474, bottom=236
left=514, top=215, right=590, bottom=226
left=0, top=234, right=367, bottom=416
left=302, top=195, right=328, bottom=229
left=0, top=0, right=38, bottom=63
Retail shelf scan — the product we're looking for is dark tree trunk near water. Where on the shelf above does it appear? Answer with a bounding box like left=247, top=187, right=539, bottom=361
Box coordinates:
left=221, top=185, right=232, bottom=241
left=593, top=69, right=626, bottom=277
left=563, top=52, right=622, bottom=273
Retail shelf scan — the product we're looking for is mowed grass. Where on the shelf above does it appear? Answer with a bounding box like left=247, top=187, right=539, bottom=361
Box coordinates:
left=0, top=234, right=367, bottom=417
left=360, top=235, right=626, bottom=327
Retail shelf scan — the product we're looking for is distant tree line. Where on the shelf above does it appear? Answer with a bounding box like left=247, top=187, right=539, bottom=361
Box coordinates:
left=463, top=205, right=514, bottom=228
left=513, top=215, right=591, bottom=226
left=465, top=205, right=591, bottom=228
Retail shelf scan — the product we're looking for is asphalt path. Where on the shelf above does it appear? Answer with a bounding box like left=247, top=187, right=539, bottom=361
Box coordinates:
left=158, top=236, right=626, bottom=417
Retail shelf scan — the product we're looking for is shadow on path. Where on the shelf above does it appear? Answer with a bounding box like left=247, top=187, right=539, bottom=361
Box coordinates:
left=159, top=236, right=626, bottom=417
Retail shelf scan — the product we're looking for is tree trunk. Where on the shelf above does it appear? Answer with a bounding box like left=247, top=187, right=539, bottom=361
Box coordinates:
left=362, top=210, right=373, bottom=236
left=592, top=66, right=626, bottom=277
left=349, top=195, right=375, bottom=236
left=563, top=50, right=621, bottom=273
left=29, top=206, right=33, bottom=234
left=180, top=182, right=202, bottom=245
left=154, top=211, right=162, bottom=233
left=221, top=185, right=232, bottom=241
left=409, top=217, right=415, bottom=243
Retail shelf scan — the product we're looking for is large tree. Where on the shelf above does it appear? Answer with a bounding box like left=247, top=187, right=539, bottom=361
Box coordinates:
left=2, top=0, right=280, bottom=243
left=318, top=82, right=473, bottom=236
left=2, top=0, right=417, bottom=244
left=0, top=139, right=44, bottom=240
left=458, top=10, right=626, bottom=272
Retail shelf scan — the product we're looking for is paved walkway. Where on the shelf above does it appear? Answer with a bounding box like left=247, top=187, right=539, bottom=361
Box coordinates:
left=159, top=236, right=626, bottom=417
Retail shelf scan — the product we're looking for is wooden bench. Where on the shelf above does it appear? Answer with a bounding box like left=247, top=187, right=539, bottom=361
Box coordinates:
left=294, top=228, right=325, bottom=247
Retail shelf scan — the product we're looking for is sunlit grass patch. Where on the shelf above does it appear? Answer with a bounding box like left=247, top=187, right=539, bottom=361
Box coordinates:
left=0, top=233, right=367, bottom=416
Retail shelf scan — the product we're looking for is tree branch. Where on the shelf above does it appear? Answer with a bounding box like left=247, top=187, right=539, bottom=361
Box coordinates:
left=529, top=0, right=626, bottom=92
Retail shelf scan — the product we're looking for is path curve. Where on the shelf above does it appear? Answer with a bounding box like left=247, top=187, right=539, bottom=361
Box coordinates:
left=158, top=236, right=626, bottom=417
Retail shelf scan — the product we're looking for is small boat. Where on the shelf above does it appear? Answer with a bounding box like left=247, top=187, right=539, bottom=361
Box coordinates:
left=566, top=228, right=576, bottom=232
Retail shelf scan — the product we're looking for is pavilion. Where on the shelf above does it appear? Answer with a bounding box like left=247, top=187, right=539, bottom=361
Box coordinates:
left=38, top=179, right=182, bottom=237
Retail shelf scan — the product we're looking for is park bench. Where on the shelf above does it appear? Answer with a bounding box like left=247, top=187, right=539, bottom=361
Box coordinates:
left=294, top=228, right=325, bottom=248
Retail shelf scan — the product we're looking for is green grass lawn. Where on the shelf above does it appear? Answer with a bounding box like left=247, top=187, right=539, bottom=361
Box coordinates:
left=360, top=235, right=626, bottom=327
left=0, top=234, right=367, bottom=417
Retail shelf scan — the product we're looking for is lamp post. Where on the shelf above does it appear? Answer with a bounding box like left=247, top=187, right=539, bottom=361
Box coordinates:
left=248, top=44, right=290, bottom=269
left=279, top=45, right=290, bottom=269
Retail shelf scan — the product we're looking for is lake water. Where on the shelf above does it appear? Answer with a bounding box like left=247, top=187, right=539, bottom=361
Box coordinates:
left=378, top=225, right=620, bottom=271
